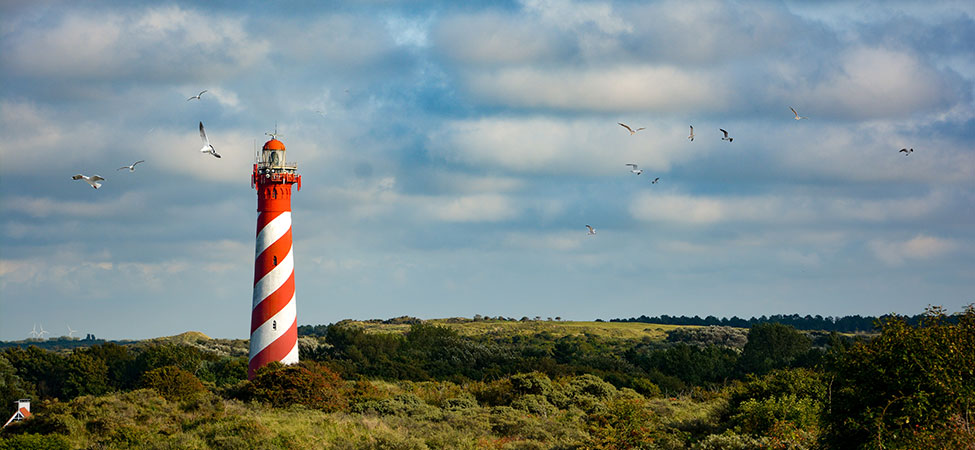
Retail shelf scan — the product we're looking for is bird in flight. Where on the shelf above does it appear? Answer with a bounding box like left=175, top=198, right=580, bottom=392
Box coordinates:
left=651, top=177, right=660, bottom=184
left=618, top=122, right=645, bottom=135
left=187, top=90, right=207, bottom=101
left=790, top=107, right=807, bottom=120
left=199, top=122, right=221, bottom=158
left=72, top=174, right=105, bottom=189
left=720, top=129, right=734, bottom=142
left=688, top=125, right=694, bottom=141
left=899, top=148, right=914, bottom=156
left=117, top=160, right=145, bottom=172
left=586, top=225, right=596, bottom=235
left=626, top=163, right=643, bottom=175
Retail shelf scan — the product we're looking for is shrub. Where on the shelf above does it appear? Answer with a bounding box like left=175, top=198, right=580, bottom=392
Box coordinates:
left=141, top=365, right=207, bottom=402
left=242, top=361, right=348, bottom=411
left=0, top=433, right=71, bottom=450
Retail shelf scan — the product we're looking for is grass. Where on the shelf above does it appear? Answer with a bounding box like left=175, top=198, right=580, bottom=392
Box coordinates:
left=346, top=319, right=699, bottom=341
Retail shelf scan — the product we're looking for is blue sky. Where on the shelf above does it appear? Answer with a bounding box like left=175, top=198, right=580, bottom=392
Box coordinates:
left=1, top=0, right=973, bottom=340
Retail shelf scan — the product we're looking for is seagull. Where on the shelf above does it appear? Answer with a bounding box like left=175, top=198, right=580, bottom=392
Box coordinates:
left=790, top=107, right=807, bottom=120
left=625, top=163, right=643, bottom=175
left=720, top=129, right=734, bottom=142
left=899, top=148, right=913, bottom=156
left=117, top=160, right=145, bottom=172
left=199, top=122, right=221, bottom=158
left=618, top=122, right=645, bottom=135
left=688, top=125, right=694, bottom=141
left=586, top=225, right=596, bottom=235
left=187, top=90, right=207, bottom=101
left=72, top=174, right=105, bottom=189
left=651, top=177, right=660, bottom=184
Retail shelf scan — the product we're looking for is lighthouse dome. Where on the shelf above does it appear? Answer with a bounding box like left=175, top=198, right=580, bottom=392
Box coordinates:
left=263, top=139, right=285, bottom=151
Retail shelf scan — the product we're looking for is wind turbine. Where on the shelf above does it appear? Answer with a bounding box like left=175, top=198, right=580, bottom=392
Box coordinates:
left=66, top=324, right=79, bottom=338
left=27, top=324, right=39, bottom=338
left=37, top=324, right=49, bottom=338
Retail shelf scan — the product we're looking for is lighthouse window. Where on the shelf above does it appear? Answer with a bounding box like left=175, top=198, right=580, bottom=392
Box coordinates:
left=272, top=189, right=277, bottom=199
left=272, top=320, right=277, bottom=330
left=273, top=256, right=278, bottom=266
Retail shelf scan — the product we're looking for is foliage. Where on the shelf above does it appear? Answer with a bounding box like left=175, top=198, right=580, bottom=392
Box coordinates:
left=0, top=433, right=70, bottom=450
left=0, top=354, right=34, bottom=410
left=738, top=323, right=812, bottom=375
left=242, top=361, right=348, bottom=411
left=585, top=396, right=670, bottom=450
left=822, top=304, right=975, bottom=449
left=141, top=365, right=207, bottom=402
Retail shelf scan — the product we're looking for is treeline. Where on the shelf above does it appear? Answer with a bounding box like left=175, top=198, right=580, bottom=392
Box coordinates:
left=609, top=312, right=944, bottom=332
left=2, top=305, right=972, bottom=449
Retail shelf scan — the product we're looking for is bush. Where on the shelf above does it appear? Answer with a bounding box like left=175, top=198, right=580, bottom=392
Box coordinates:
left=0, top=433, right=71, bottom=450
left=141, top=365, right=207, bottom=402
left=242, top=361, right=348, bottom=411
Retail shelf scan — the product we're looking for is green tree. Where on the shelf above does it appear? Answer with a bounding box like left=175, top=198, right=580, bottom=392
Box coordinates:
left=243, top=361, right=348, bottom=411
left=61, top=352, right=109, bottom=398
left=738, top=323, right=812, bottom=375
left=141, top=365, right=207, bottom=402
left=823, top=305, right=975, bottom=449
left=0, top=354, right=35, bottom=409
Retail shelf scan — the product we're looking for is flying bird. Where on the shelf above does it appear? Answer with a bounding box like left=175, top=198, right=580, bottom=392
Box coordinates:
left=625, top=163, right=643, bottom=175
left=72, top=174, right=105, bottom=189
left=586, top=225, right=596, bottom=235
left=117, top=160, right=145, bottom=172
left=899, top=148, right=914, bottom=156
left=187, top=90, right=207, bottom=101
left=651, top=177, right=660, bottom=184
left=688, top=125, right=694, bottom=141
left=790, top=107, right=807, bottom=120
left=199, top=122, right=221, bottom=158
left=720, top=129, right=734, bottom=142
left=618, top=122, right=645, bottom=135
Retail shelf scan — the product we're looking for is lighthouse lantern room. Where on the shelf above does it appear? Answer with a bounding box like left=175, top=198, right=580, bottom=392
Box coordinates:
left=249, top=136, right=301, bottom=379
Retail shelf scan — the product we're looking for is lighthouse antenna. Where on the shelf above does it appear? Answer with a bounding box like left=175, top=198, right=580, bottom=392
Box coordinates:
left=265, top=122, right=283, bottom=140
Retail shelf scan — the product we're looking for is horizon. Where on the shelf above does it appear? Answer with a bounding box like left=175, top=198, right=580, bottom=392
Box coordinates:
left=1, top=0, right=973, bottom=341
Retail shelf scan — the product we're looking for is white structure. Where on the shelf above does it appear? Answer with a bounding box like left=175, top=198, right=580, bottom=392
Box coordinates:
left=3, top=399, right=31, bottom=428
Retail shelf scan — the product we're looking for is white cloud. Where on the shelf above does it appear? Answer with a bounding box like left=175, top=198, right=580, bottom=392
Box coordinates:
left=434, top=12, right=567, bottom=65
left=869, top=235, right=956, bottom=265
left=630, top=191, right=946, bottom=225
left=805, top=47, right=959, bottom=120
left=462, top=65, right=723, bottom=112
left=503, top=231, right=584, bottom=251
left=520, top=0, right=632, bottom=35
left=421, top=194, right=517, bottom=223
left=4, top=192, right=148, bottom=219
left=428, top=117, right=693, bottom=175
left=2, top=6, right=269, bottom=82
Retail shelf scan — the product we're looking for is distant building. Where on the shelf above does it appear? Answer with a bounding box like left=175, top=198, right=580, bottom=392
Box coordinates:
left=3, top=399, right=31, bottom=428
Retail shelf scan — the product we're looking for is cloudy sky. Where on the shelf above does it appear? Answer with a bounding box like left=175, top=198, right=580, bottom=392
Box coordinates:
left=1, top=0, right=973, bottom=340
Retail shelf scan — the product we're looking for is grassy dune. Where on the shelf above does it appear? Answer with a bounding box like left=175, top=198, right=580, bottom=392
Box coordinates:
left=347, top=319, right=698, bottom=341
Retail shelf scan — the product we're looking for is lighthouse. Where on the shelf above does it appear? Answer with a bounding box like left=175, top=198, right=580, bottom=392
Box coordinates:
left=249, top=136, right=301, bottom=379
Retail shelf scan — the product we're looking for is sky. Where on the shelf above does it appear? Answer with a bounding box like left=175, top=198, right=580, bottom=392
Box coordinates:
left=1, top=0, right=973, bottom=341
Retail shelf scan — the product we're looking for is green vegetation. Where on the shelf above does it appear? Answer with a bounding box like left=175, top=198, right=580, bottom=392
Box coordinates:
left=2, top=306, right=972, bottom=449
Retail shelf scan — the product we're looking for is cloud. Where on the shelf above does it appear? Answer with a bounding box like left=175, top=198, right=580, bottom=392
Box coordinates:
left=804, top=47, right=965, bottom=120
left=520, top=0, right=632, bottom=35
left=421, top=194, right=517, bottom=223
left=461, top=65, right=724, bottom=112
left=2, top=6, right=269, bottom=83
left=869, top=235, right=956, bottom=265
left=503, top=231, right=584, bottom=251
left=434, top=12, right=570, bottom=66
left=629, top=191, right=946, bottom=225
left=428, top=117, right=693, bottom=175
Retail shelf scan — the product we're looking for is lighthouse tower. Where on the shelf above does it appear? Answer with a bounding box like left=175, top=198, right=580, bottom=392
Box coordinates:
left=249, top=136, right=301, bottom=379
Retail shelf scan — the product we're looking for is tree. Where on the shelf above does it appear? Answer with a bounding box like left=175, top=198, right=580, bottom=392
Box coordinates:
left=738, top=323, right=812, bottom=375
left=141, top=365, right=206, bottom=402
left=243, top=361, right=348, bottom=411
left=822, top=305, right=975, bottom=449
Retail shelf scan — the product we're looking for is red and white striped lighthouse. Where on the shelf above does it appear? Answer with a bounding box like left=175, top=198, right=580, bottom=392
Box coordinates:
left=249, top=136, right=301, bottom=379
